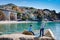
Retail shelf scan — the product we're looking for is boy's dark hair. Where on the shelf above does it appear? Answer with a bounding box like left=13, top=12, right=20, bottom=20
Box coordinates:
left=30, top=24, right=32, bottom=26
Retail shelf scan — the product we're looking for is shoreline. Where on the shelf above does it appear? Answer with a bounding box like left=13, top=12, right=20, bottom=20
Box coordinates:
left=0, top=21, right=60, bottom=24
left=0, top=21, right=38, bottom=24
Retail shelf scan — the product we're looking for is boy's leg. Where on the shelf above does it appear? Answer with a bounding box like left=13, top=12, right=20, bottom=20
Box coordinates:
left=30, top=31, right=35, bottom=35
left=40, top=29, right=42, bottom=37
left=42, top=28, right=44, bottom=36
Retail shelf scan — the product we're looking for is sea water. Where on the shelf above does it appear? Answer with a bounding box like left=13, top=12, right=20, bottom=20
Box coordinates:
left=0, top=22, right=60, bottom=40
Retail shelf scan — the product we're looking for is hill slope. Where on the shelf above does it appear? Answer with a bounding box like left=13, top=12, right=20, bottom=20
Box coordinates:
left=0, top=3, right=59, bottom=21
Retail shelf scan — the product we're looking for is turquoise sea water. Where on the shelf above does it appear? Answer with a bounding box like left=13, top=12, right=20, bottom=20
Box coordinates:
left=0, top=22, right=60, bottom=40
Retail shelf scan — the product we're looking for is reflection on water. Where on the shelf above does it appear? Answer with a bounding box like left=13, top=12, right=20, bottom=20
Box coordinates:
left=0, top=22, right=60, bottom=40
left=0, top=23, right=41, bottom=34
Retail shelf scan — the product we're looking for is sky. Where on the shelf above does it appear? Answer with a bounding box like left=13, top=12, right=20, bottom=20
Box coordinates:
left=0, top=0, right=60, bottom=13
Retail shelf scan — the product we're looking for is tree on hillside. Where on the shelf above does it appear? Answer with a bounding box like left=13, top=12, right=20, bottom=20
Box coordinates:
left=29, top=7, right=35, bottom=9
left=36, top=9, right=44, bottom=21
left=21, top=13, right=29, bottom=21
left=12, top=6, right=17, bottom=11
left=51, top=10, right=57, bottom=20
left=57, top=12, right=60, bottom=20
left=17, top=12, right=22, bottom=19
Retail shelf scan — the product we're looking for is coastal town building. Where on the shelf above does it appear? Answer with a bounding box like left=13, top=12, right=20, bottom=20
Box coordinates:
left=0, top=8, right=17, bottom=21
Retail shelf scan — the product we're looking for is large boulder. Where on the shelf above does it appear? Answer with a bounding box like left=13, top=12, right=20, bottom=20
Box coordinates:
left=44, top=29, right=55, bottom=39
left=22, top=31, right=34, bottom=35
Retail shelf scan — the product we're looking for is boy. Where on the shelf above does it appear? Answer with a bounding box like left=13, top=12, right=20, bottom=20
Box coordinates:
left=40, top=19, right=47, bottom=37
left=28, top=24, right=34, bottom=35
